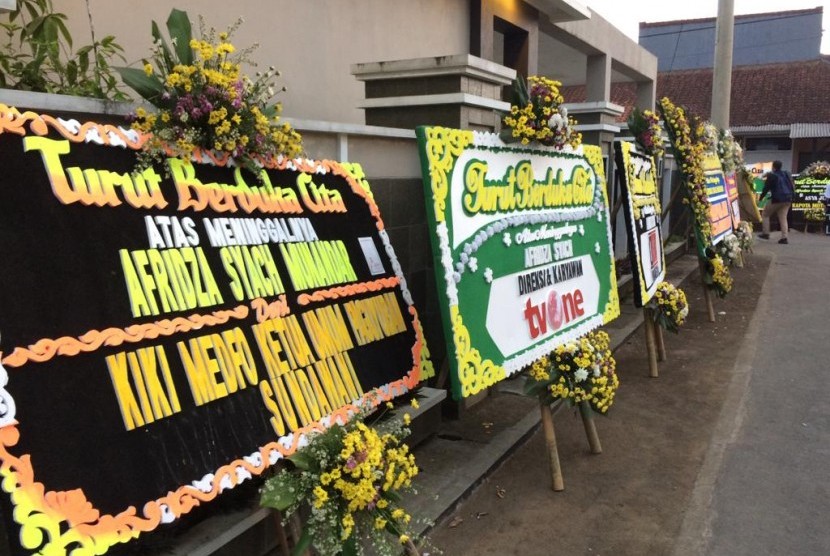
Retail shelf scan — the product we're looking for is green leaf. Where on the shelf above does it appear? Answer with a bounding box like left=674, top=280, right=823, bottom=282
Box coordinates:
left=341, top=535, right=358, bottom=556
left=66, top=60, right=77, bottom=85
left=523, top=377, right=548, bottom=397
left=166, top=8, right=193, bottom=66
left=259, top=474, right=300, bottom=511
left=384, top=490, right=402, bottom=503
left=290, top=528, right=311, bottom=556
left=115, top=66, right=165, bottom=104
left=513, top=73, right=529, bottom=107
left=151, top=20, right=175, bottom=72
left=52, top=15, right=72, bottom=48
left=287, top=449, right=314, bottom=471
left=499, top=128, right=517, bottom=144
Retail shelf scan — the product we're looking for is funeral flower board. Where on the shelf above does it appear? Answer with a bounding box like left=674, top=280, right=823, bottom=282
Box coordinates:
left=614, top=141, right=666, bottom=307
left=416, top=127, right=619, bottom=400
left=0, top=105, right=430, bottom=555
left=792, top=175, right=830, bottom=212
left=725, top=172, right=741, bottom=229
left=701, top=151, right=733, bottom=245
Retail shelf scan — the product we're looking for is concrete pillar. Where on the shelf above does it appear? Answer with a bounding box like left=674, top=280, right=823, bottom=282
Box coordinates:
left=352, top=54, right=515, bottom=132
left=636, top=80, right=656, bottom=111
left=586, top=54, right=611, bottom=102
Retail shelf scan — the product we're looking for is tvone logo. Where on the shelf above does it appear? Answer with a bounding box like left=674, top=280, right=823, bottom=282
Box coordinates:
left=523, top=288, right=585, bottom=339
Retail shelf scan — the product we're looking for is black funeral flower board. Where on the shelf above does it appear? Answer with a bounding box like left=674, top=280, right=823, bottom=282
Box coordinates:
left=0, top=105, right=428, bottom=554
left=614, top=141, right=666, bottom=307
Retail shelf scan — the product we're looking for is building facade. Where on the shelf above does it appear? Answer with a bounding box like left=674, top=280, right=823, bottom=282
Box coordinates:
left=637, top=7, right=830, bottom=172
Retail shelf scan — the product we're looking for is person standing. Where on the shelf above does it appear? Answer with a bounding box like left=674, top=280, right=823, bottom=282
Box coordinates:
left=759, top=160, right=794, bottom=244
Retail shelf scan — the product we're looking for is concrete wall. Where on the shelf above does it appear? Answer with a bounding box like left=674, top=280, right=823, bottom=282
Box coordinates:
left=58, top=0, right=470, bottom=125
left=640, top=9, right=822, bottom=72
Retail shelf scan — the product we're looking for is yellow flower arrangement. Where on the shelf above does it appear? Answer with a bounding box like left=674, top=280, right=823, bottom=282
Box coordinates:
left=648, top=281, right=689, bottom=333
left=526, top=330, right=618, bottom=415
left=261, top=398, right=421, bottom=556
left=118, top=9, right=303, bottom=175
left=704, top=250, right=733, bottom=297
left=501, top=75, right=582, bottom=149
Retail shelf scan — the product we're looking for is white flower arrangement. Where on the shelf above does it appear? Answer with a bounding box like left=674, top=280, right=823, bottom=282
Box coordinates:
left=716, top=233, right=742, bottom=267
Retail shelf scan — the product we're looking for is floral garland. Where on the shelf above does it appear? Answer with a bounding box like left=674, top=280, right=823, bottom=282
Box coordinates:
left=261, top=399, right=422, bottom=556
left=717, top=129, right=743, bottom=172
left=716, top=233, right=742, bottom=267
left=627, top=108, right=665, bottom=160
left=501, top=75, right=581, bottom=149
left=661, top=97, right=735, bottom=295
left=659, top=97, right=712, bottom=244
left=648, top=281, right=689, bottom=333
left=704, top=249, right=733, bottom=297
left=525, top=330, right=618, bottom=415
left=699, top=121, right=720, bottom=154
left=119, top=9, right=303, bottom=174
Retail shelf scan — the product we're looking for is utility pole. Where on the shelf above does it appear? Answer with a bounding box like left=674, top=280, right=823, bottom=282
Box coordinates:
left=711, top=0, right=735, bottom=128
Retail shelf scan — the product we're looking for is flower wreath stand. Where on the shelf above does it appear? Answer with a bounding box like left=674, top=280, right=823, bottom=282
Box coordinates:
left=660, top=98, right=732, bottom=323
left=643, top=309, right=661, bottom=377
left=527, top=331, right=618, bottom=490
left=645, top=281, right=690, bottom=373
left=538, top=393, right=604, bottom=492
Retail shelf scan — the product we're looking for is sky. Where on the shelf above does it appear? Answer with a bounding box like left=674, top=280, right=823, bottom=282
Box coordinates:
left=585, top=0, right=830, bottom=53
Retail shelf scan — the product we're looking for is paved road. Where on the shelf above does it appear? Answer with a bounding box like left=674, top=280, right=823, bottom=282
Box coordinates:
left=673, top=231, right=830, bottom=556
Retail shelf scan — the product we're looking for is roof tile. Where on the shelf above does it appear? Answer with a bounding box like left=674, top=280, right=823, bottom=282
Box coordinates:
left=561, top=58, right=830, bottom=126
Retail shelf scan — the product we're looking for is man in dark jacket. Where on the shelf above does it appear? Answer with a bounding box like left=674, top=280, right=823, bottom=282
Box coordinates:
left=759, top=160, right=794, bottom=244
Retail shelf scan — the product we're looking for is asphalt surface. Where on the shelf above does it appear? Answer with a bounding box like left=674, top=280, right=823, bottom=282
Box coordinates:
left=674, top=231, right=830, bottom=556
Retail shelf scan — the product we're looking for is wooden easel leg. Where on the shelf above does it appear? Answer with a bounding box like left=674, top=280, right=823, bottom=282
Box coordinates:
left=655, top=322, right=667, bottom=361
left=288, top=514, right=310, bottom=556
left=272, top=510, right=291, bottom=556
left=540, top=400, right=564, bottom=491
left=404, top=538, right=421, bottom=556
left=579, top=401, right=602, bottom=454
left=698, top=259, right=716, bottom=322
left=643, top=308, right=659, bottom=377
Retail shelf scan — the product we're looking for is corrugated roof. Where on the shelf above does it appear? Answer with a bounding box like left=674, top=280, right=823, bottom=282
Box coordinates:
left=560, top=58, right=830, bottom=130
left=790, top=123, right=830, bottom=138
left=639, top=6, right=822, bottom=30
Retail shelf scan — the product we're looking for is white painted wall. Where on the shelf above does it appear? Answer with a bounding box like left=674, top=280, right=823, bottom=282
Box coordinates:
left=58, top=0, right=470, bottom=124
